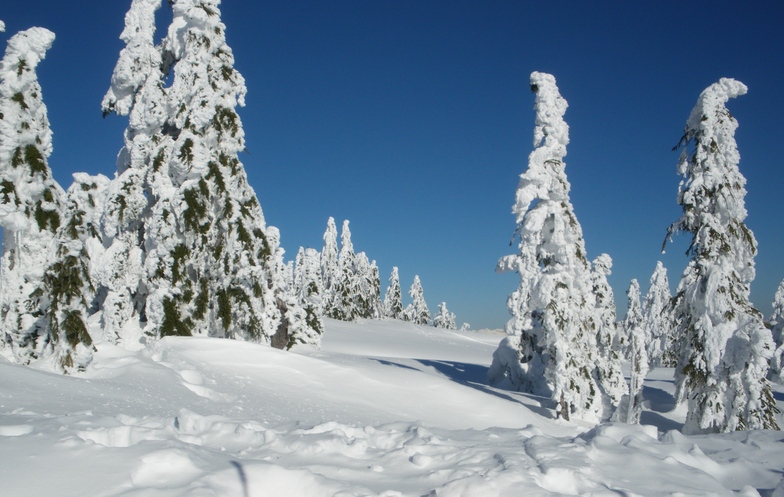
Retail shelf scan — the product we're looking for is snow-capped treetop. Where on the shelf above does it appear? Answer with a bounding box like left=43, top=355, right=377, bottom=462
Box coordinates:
left=339, top=220, right=354, bottom=259
left=643, top=261, right=672, bottom=367
left=0, top=20, right=5, bottom=33
left=321, top=217, right=339, bottom=293
left=513, top=71, right=570, bottom=224
left=666, top=78, right=754, bottom=279
left=0, top=26, right=61, bottom=236
left=102, top=0, right=162, bottom=118
left=384, top=266, right=403, bottom=320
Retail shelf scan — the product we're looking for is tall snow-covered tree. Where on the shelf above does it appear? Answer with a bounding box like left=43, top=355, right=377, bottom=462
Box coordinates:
left=590, top=254, right=627, bottom=407
left=404, top=275, right=430, bottom=325
left=327, top=220, right=357, bottom=321
left=767, top=279, right=784, bottom=383
left=0, top=27, right=64, bottom=364
left=664, top=78, right=778, bottom=433
left=488, top=72, right=612, bottom=422
left=33, top=174, right=109, bottom=371
left=355, top=252, right=381, bottom=319
left=383, top=266, right=404, bottom=319
left=293, top=247, right=324, bottom=336
left=622, top=279, right=648, bottom=425
left=321, top=217, right=339, bottom=310
left=100, top=0, right=165, bottom=341
left=433, top=302, right=456, bottom=330
left=139, top=0, right=283, bottom=343
left=643, top=261, right=673, bottom=367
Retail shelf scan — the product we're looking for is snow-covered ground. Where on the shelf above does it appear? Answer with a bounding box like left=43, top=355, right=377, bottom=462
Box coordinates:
left=1, top=318, right=783, bottom=496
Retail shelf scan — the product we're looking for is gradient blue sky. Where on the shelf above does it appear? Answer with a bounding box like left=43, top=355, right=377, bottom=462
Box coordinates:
left=3, top=1, right=783, bottom=330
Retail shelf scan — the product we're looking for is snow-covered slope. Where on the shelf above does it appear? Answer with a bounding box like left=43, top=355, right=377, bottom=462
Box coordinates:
left=1, top=318, right=783, bottom=496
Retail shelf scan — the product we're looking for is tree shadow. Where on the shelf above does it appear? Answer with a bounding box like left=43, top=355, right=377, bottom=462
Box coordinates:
left=230, top=461, right=249, bottom=497
left=415, top=359, right=556, bottom=419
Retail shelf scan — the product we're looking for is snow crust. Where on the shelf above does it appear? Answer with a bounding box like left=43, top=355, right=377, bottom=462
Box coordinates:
left=1, top=317, right=782, bottom=496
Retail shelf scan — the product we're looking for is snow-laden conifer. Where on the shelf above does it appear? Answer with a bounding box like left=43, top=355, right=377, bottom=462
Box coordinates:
left=404, top=275, right=430, bottom=325
left=622, top=279, right=648, bottom=424
left=293, top=247, right=324, bottom=336
left=589, top=254, right=627, bottom=407
left=266, top=228, right=320, bottom=349
left=433, top=302, right=456, bottom=330
left=100, top=0, right=165, bottom=341
left=141, top=0, right=281, bottom=343
left=321, top=217, right=339, bottom=311
left=355, top=253, right=382, bottom=319
left=489, top=72, right=612, bottom=422
left=665, top=78, right=778, bottom=433
left=643, top=262, right=673, bottom=367
left=327, top=220, right=358, bottom=321
left=383, top=266, right=404, bottom=320
left=768, top=280, right=784, bottom=383
left=34, top=174, right=109, bottom=371
left=0, top=27, right=64, bottom=364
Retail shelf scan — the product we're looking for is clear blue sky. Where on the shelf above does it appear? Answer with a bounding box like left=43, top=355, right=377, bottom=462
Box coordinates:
left=3, top=1, right=783, bottom=330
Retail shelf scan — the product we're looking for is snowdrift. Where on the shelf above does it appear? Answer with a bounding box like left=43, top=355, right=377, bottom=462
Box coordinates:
left=1, top=318, right=783, bottom=496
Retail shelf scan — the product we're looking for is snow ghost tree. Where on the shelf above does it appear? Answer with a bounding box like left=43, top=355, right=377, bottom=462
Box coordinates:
left=590, top=254, right=627, bottom=407
left=321, top=217, right=339, bottom=311
left=404, top=275, right=430, bottom=325
left=767, top=280, right=784, bottom=383
left=327, top=220, right=358, bottom=321
left=124, top=0, right=292, bottom=343
left=433, top=302, right=456, bottom=330
left=100, top=0, right=164, bottom=342
left=664, top=78, right=778, bottom=433
left=355, top=252, right=381, bottom=319
left=294, top=247, right=324, bottom=335
left=383, top=266, right=403, bottom=319
left=34, top=174, right=109, bottom=371
left=0, top=27, right=65, bottom=365
left=622, top=279, right=648, bottom=425
left=643, top=261, right=673, bottom=367
left=488, top=72, right=614, bottom=422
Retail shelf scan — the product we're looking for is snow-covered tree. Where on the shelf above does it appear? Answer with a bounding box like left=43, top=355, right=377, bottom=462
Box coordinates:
left=138, top=0, right=281, bottom=343
left=488, top=72, right=612, bottom=422
left=383, top=266, right=404, bottom=319
left=321, top=217, right=339, bottom=309
left=768, top=280, right=784, bottom=383
left=433, top=302, right=456, bottom=330
left=294, top=247, right=324, bottom=334
left=100, top=0, right=165, bottom=341
left=33, top=174, right=109, bottom=371
left=590, top=254, right=627, bottom=407
left=664, top=78, right=778, bottom=433
left=622, top=279, right=648, bottom=425
left=355, top=252, right=381, bottom=319
left=327, top=220, right=358, bottom=321
left=404, top=275, right=430, bottom=325
left=0, top=27, right=64, bottom=364
left=643, top=261, right=673, bottom=368
left=266, top=228, right=320, bottom=349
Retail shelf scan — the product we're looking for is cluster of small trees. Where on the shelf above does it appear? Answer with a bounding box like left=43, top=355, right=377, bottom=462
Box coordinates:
left=294, top=217, right=457, bottom=329
left=490, top=72, right=781, bottom=434
left=0, top=0, right=321, bottom=373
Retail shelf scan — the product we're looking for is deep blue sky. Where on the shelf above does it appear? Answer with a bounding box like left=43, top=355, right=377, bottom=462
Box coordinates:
left=3, top=1, right=783, bottom=330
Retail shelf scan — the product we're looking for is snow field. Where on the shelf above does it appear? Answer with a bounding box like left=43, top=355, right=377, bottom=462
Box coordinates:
left=1, top=318, right=783, bottom=496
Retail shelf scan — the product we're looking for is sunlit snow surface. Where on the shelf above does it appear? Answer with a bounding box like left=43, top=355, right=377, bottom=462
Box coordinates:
left=1, top=318, right=783, bottom=496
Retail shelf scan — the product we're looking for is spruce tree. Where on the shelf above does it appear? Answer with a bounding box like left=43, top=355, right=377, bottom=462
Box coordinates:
left=293, top=247, right=324, bottom=336
left=139, top=0, right=281, bottom=342
left=327, top=220, right=358, bottom=321
left=0, top=27, right=64, bottom=364
left=489, top=72, right=611, bottom=422
left=321, top=217, right=339, bottom=312
left=404, top=275, right=430, bottom=325
left=665, top=78, right=778, bottom=433
left=623, top=279, right=648, bottom=424
left=33, top=174, right=109, bottom=371
left=100, top=0, right=165, bottom=341
left=643, top=261, right=673, bottom=367
left=433, top=302, right=456, bottom=330
left=768, top=279, right=784, bottom=383
left=590, top=254, right=627, bottom=408
left=383, top=266, right=404, bottom=319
